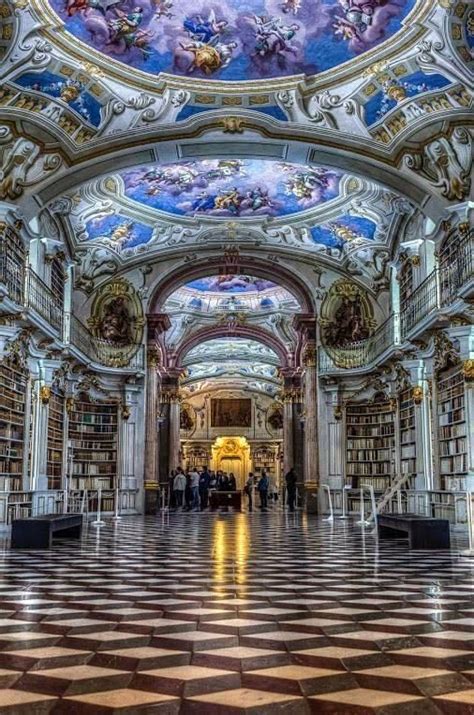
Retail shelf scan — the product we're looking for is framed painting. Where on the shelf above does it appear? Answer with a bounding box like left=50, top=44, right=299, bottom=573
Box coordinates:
left=211, top=399, right=252, bottom=428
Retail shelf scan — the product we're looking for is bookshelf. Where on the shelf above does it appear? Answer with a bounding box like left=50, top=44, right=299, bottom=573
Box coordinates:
left=68, top=395, right=119, bottom=491
left=399, top=387, right=417, bottom=489
left=47, top=387, right=65, bottom=490
left=253, top=446, right=276, bottom=476
left=437, top=364, right=467, bottom=491
left=0, top=355, right=28, bottom=493
left=398, top=259, right=414, bottom=310
left=345, top=397, right=395, bottom=494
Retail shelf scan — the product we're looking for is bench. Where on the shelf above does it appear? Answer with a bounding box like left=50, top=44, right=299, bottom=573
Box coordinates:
left=377, top=513, right=450, bottom=550
left=11, top=514, right=83, bottom=549
left=209, top=490, right=242, bottom=512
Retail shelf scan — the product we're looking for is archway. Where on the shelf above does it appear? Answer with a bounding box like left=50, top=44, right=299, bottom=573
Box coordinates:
left=211, top=437, right=251, bottom=490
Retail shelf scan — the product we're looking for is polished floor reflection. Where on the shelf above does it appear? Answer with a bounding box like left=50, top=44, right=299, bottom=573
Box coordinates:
left=0, top=512, right=473, bottom=713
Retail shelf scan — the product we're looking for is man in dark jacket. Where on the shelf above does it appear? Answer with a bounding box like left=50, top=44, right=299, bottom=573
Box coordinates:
left=285, top=468, right=297, bottom=512
left=199, top=467, right=211, bottom=510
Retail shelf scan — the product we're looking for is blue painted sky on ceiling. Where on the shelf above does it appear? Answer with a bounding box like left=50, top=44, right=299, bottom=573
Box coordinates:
left=364, top=70, right=452, bottom=125
left=310, top=214, right=377, bottom=249
left=84, top=213, right=154, bottom=249
left=49, top=0, right=415, bottom=81
left=186, top=276, right=276, bottom=292
left=14, top=70, right=103, bottom=126
left=120, top=160, right=342, bottom=217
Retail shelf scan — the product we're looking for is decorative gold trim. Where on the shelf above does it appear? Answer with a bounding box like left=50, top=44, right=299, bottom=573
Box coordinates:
left=411, top=385, right=424, bottom=404
left=40, top=385, right=51, bottom=405
left=462, top=359, right=474, bottom=381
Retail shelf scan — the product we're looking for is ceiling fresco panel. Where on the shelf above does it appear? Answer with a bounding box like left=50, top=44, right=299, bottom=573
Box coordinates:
left=48, top=0, right=416, bottom=81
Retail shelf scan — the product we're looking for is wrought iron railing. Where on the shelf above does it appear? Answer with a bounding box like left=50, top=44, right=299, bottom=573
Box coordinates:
left=0, top=254, right=24, bottom=304
left=440, top=228, right=473, bottom=306
left=400, top=270, right=438, bottom=339
left=25, top=269, right=64, bottom=333
left=318, top=313, right=399, bottom=372
left=69, top=315, right=144, bottom=370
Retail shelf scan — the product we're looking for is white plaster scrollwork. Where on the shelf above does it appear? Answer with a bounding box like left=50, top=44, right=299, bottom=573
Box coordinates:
left=0, top=126, right=62, bottom=200
left=415, top=38, right=472, bottom=86
left=403, top=127, right=473, bottom=202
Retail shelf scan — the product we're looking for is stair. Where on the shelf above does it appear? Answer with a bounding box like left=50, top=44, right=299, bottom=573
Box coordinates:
left=367, top=473, right=411, bottom=523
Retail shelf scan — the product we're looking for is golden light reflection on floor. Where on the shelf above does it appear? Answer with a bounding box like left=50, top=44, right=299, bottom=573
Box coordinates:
left=212, top=514, right=250, bottom=588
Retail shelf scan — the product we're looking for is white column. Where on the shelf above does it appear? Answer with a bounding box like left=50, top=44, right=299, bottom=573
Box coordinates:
left=169, top=394, right=181, bottom=471
left=144, top=351, right=160, bottom=486
left=283, top=394, right=294, bottom=475
left=303, top=345, right=318, bottom=485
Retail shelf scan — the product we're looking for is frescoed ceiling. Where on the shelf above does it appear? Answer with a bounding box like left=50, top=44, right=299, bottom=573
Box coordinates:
left=120, top=160, right=341, bottom=218
left=48, top=0, right=416, bottom=82
left=186, top=276, right=276, bottom=293
left=181, top=338, right=282, bottom=396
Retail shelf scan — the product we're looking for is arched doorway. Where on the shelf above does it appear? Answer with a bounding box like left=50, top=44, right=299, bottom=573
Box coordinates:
left=211, top=437, right=251, bottom=489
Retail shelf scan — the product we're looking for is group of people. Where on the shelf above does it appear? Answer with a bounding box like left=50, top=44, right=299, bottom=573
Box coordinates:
left=169, top=466, right=299, bottom=513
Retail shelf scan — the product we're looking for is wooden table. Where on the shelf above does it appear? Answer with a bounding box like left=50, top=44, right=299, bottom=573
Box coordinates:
left=209, top=490, right=242, bottom=512
left=11, top=514, right=83, bottom=549
left=378, top=513, right=450, bottom=549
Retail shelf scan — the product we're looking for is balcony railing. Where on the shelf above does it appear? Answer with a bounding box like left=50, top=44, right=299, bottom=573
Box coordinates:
left=0, top=255, right=24, bottom=305
left=69, top=315, right=144, bottom=370
left=319, top=313, right=399, bottom=372
left=400, top=270, right=438, bottom=339
left=440, top=228, right=473, bottom=306
left=25, top=269, right=64, bottom=333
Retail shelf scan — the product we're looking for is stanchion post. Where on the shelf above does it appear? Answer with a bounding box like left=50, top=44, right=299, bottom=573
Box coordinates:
left=322, top=485, right=334, bottom=522
left=338, top=486, right=350, bottom=520
left=111, top=484, right=121, bottom=521
left=357, top=486, right=371, bottom=527
left=461, top=491, right=474, bottom=557
left=91, top=489, right=105, bottom=527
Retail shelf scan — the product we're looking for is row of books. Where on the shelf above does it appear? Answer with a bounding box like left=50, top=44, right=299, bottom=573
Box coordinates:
left=347, top=449, right=392, bottom=461
left=439, top=438, right=466, bottom=456
left=71, top=451, right=116, bottom=462
left=345, top=476, right=391, bottom=490
left=71, top=464, right=116, bottom=476
left=347, top=463, right=392, bottom=476
left=440, top=454, right=467, bottom=474
left=438, top=396, right=464, bottom=411
left=346, top=438, right=393, bottom=449
left=438, top=409, right=464, bottom=426
left=439, top=424, right=467, bottom=440
left=346, top=414, right=393, bottom=424
left=347, top=426, right=394, bottom=437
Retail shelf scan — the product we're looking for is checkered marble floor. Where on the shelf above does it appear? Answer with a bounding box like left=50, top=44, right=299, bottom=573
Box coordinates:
left=0, top=512, right=473, bottom=713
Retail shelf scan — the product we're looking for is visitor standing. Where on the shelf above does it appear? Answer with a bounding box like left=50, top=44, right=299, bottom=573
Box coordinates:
left=189, top=467, right=200, bottom=510
left=244, top=472, right=254, bottom=512
left=228, top=472, right=236, bottom=491
left=199, top=466, right=210, bottom=510
left=285, top=468, right=298, bottom=512
left=257, top=471, right=269, bottom=510
left=173, top=468, right=186, bottom=509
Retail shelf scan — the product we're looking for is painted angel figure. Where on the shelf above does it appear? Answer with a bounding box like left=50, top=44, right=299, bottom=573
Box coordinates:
left=281, top=0, right=301, bottom=14
left=108, top=6, right=145, bottom=41
left=252, top=15, right=300, bottom=57
left=153, top=0, right=173, bottom=19
left=65, top=0, right=121, bottom=16
left=183, top=10, right=228, bottom=45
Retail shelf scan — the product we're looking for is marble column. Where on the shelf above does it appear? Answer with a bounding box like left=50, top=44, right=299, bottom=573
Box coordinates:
left=303, top=344, right=318, bottom=485
left=294, top=315, right=319, bottom=511
left=143, top=314, right=171, bottom=488
left=282, top=394, right=294, bottom=476
left=144, top=348, right=160, bottom=486
left=168, top=389, right=181, bottom=471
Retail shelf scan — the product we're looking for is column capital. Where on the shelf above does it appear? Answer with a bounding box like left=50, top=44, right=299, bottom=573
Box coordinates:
left=293, top=314, right=317, bottom=341
left=147, top=313, right=171, bottom=340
